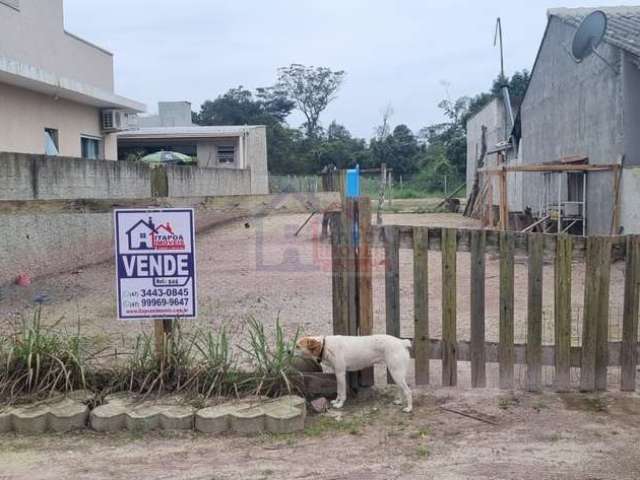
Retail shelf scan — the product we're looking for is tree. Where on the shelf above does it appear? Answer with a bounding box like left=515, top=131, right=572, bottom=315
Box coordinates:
left=194, top=86, right=305, bottom=174
left=194, top=86, right=293, bottom=126
left=276, top=64, right=345, bottom=139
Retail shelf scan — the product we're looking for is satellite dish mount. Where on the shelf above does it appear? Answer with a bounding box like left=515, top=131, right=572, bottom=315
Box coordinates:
left=568, top=10, right=617, bottom=73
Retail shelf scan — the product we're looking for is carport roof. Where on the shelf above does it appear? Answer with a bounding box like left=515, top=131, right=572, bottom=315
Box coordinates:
left=549, top=6, right=640, bottom=58
left=118, top=126, right=264, bottom=140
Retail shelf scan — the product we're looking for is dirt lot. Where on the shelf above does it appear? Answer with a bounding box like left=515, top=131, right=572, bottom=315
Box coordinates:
left=1, top=386, right=640, bottom=480
left=0, top=212, right=630, bottom=387
left=1, top=212, right=639, bottom=479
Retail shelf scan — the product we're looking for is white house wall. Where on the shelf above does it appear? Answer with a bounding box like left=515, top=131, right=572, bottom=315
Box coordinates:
left=0, top=0, right=114, bottom=91
left=0, top=82, right=114, bottom=158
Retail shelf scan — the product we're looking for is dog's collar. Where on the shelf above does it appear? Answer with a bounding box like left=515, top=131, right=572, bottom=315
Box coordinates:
left=317, top=337, right=326, bottom=363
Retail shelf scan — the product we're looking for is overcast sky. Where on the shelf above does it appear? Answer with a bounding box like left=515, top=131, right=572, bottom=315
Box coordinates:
left=65, top=0, right=637, bottom=138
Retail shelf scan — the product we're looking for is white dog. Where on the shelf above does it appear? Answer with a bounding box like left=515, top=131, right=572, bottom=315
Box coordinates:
left=295, top=334, right=413, bottom=413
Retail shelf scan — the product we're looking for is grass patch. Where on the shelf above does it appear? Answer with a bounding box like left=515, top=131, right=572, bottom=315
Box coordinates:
left=304, top=415, right=367, bottom=437
left=497, top=394, right=520, bottom=410
left=561, top=394, right=608, bottom=413
left=415, top=445, right=430, bottom=458
left=1, top=309, right=302, bottom=405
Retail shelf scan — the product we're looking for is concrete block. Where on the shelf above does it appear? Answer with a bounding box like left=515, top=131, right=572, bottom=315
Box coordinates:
left=264, top=404, right=305, bottom=434
left=125, top=406, right=161, bottom=433
left=194, top=404, right=236, bottom=434
left=195, top=396, right=305, bottom=435
left=48, top=398, right=89, bottom=433
left=90, top=395, right=131, bottom=433
left=11, top=406, right=48, bottom=434
left=159, top=406, right=195, bottom=430
left=229, top=404, right=265, bottom=434
left=0, top=410, right=12, bottom=433
left=90, top=394, right=195, bottom=433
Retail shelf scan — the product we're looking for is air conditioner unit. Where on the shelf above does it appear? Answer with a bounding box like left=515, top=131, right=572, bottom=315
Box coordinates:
left=102, top=109, right=130, bottom=132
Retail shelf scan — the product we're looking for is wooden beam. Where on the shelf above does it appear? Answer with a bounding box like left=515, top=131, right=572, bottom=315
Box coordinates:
left=554, top=235, right=573, bottom=391
left=441, top=228, right=458, bottom=387
left=356, top=198, right=374, bottom=387
left=621, top=235, right=640, bottom=391
left=369, top=224, right=628, bottom=261
left=527, top=233, right=544, bottom=392
left=384, top=225, right=401, bottom=384
left=402, top=339, right=640, bottom=367
left=413, top=227, right=430, bottom=386
left=611, top=161, right=623, bottom=235
left=499, top=232, right=515, bottom=389
left=480, top=163, right=617, bottom=174
left=0, top=192, right=343, bottom=216
left=470, top=230, right=486, bottom=388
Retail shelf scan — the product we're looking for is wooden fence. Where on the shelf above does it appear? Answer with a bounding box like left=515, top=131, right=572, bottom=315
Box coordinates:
left=331, top=198, right=640, bottom=392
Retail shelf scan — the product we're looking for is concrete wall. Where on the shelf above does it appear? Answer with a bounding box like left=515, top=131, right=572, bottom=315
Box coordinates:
left=466, top=98, right=506, bottom=193
left=0, top=207, right=243, bottom=286
left=245, top=126, right=269, bottom=194
left=138, top=102, right=193, bottom=128
left=166, top=166, right=251, bottom=197
left=0, top=83, right=117, bottom=159
left=0, top=152, right=256, bottom=200
left=0, top=0, right=114, bottom=91
left=520, top=17, right=624, bottom=234
left=466, top=98, right=516, bottom=207
left=0, top=152, right=151, bottom=200
left=0, top=153, right=257, bottom=285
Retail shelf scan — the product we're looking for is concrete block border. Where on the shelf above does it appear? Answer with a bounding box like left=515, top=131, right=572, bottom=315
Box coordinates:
left=0, top=392, right=92, bottom=434
left=1, top=394, right=307, bottom=435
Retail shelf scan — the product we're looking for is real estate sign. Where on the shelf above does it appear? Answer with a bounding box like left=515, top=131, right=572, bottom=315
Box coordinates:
left=114, top=208, right=197, bottom=320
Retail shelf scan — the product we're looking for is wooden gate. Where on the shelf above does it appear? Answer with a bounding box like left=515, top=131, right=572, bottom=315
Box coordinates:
left=331, top=208, right=640, bottom=392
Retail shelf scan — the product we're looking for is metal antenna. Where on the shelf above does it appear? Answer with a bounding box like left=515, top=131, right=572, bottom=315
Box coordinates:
left=494, top=17, right=505, bottom=79
left=494, top=17, right=514, bottom=130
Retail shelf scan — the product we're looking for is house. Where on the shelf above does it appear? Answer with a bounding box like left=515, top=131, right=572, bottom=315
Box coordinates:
left=118, top=101, right=269, bottom=194
left=126, top=218, right=156, bottom=251
left=467, top=6, right=640, bottom=235
left=0, top=0, right=144, bottom=160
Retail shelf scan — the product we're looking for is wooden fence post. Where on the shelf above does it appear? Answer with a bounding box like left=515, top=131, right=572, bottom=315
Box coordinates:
left=621, top=235, right=640, bottom=391
left=330, top=212, right=347, bottom=336
left=499, top=232, right=515, bottom=389
left=357, top=197, right=374, bottom=387
left=581, top=237, right=612, bottom=392
left=441, top=228, right=457, bottom=387
left=413, top=227, right=430, bottom=385
left=527, top=234, right=544, bottom=392
left=150, top=165, right=172, bottom=359
left=470, top=230, right=486, bottom=388
left=554, top=235, right=573, bottom=391
left=384, top=226, right=401, bottom=383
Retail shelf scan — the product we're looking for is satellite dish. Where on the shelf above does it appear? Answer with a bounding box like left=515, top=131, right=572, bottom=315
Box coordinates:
left=571, top=10, right=607, bottom=62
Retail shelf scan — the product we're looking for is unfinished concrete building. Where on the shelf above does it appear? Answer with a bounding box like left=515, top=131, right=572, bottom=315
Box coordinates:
left=467, top=6, right=640, bottom=235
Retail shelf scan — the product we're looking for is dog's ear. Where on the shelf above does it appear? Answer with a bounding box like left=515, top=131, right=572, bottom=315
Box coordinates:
left=307, top=338, right=322, bottom=358
left=298, top=337, right=322, bottom=357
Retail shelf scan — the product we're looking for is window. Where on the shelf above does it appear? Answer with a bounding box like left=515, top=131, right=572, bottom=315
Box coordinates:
left=44, top=128, right=59, bottom=156
left=0, top=0, right=20, bottom=11
left=81, top=136, right=101, bottom=160
left=217, top=144, right=235, bottom=164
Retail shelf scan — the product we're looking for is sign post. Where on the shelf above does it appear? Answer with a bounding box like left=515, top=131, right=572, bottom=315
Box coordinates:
left=114, top=208, right=197, bottom=358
